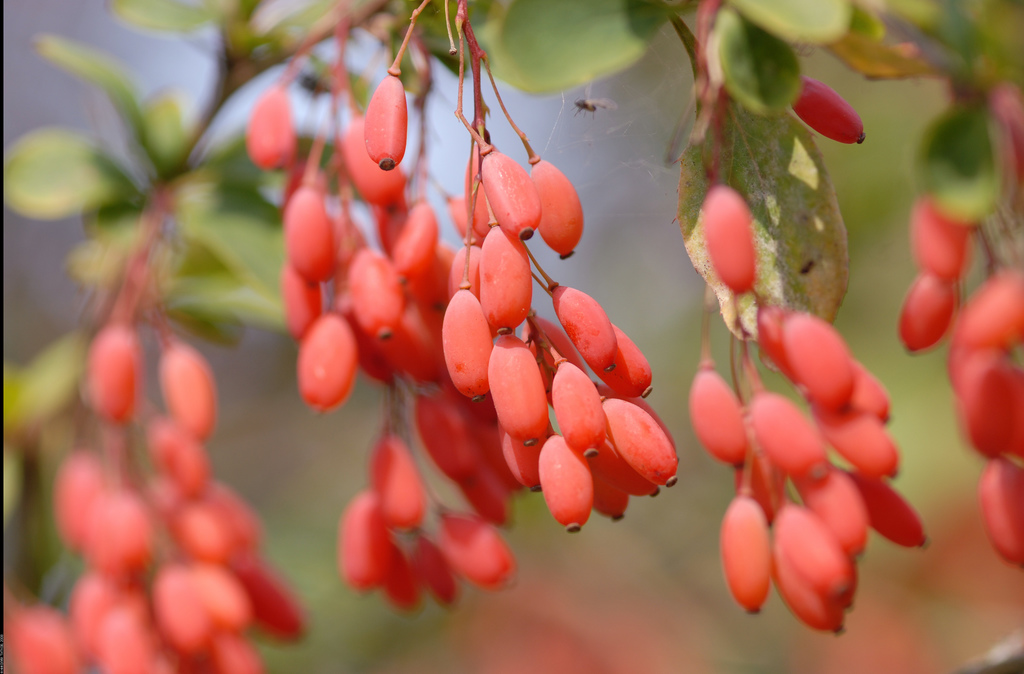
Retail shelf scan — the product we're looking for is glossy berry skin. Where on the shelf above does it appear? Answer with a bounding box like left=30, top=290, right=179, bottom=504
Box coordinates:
left=481, top=150, right=542, bottom=241
left=553, top=285, right=618, bottom=373
left=538, top=434, right=594, bottom=530
left=899, top=273, right=957, bottom=352
left=978, top=457, right=1024, bottom=566
left=284, top=186, right=336, bottom=283
left=782, top=312, right=855, bottom=411
left=364, top=74, right=407, bottom=171
left=701, top=185, right=757, bottom=295
left=720, top=495, right=771, bottom=613
left=488, top=335, right=550, bottom=444
left=792, top=76, right=865, bottom=144
left=602, top=398, right=678, bottom=486
left=910, top=196, right=974, bottom=281
left=438, top=513, right=516, bottom=590
left=689, top=365, right=748, bottom=466
left=442, top=289, right=493, bottom=398
left=246, top=85, right=295, bottom=170
left=531, top=159, right=584, bottom=256
left=296, top=314, right=358, bottom=412
left=749, top=392, right=827, bottom=478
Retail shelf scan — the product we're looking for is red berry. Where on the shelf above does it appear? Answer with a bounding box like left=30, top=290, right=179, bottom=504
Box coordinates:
left=438, top=513, right=516, bottom=590
left=341, top=116, right=406, bottom=206
left=190, top=563, right=253, bottom=632
left=847, top=472, right=926, bottom=548
left=978, top=457, right=1024, bottom=566
left=602, top=398, right=678, bottom=486
left=553, top=285, right=618, bottom=374
left=370, top=434, right=426, bottom=530
left=87, top=323, right=141, bottom=424
left=246, top=85, right=295, bottom=170
left=382, top=540, right=422, bottom=612
left=720, top=495, right=771, bottom=613
left=792, top=76, right=864, bottom=144
left=689, top=365, right=749, bottom=466
left=538, top=434, right=594, bottom=531
left=795, top=467, right=869, bottom=557
left=284, top=186, right=336, bottom=283
left=531, top=159, right=584, bottom=257
left=442, top=289, right=493, bottom=399
left=783, top=312, right=855, bottom=411
left=160, top=340, right=217, bottom=441
left=587, top=438, right=660, bottom=497
left=147, top=417, right=211, bottom=498
left=501, top=426, right=545, bottom=489
left=909, top=196, right=974, bottom=281
left=899, top=273, right=957, bottom=352
left=9, top=605, right=81, bottom=674
left=54, top=451, right=105, bottom=550
left=392, top=201, right=439, bottom=280
left=749, top=392, right=827, bottom=478
left=479, top=226, right=532, bottom=332
left=591, top=474, right=630, bottom=520
left=296, top=313, right=358, bottom=412
left=364, top=74, right=407, bottom=171
left=701, top=185, right=757, bottom=294
left=481, top=150, right=542, bottom=240
left=814, top=408, right=899, bottom=478
left=594, top=324, right=653, bottom=398
left=153, top=564, right=213, bottom=654
left=488, top=335, right=550, bottom=444
left=231, top=553, right=306, bottom=640
left=552, top=361, right=606, bottom=454
left=415, top=393, right=481, bottom=481
left=412, top=535, right=459, bottom=606
left=773, top=504, right=855, bottom=599
left=953, top=271, right=1024, bottom=350
left=85, top=489, right=153, bottom=576
left=281, top=264, right=322, bottom=340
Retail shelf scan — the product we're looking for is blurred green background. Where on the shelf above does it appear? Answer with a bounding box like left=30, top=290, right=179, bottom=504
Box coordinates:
left=3, top=2, right=1022, bottom=673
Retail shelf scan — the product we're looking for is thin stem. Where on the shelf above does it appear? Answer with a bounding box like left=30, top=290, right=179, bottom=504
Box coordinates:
left=480, top=50, right=537, bottom=163
left=453, top=14, right=490, bottom=151
left=524, top=243, right=558, bottom=292
left=670, top=15, right=699, bottom=82
left=388, top=0, right=433, bottom=76
left=443, top=0, right=457, bottom=54
left=699, top=283, right=714, bottom=364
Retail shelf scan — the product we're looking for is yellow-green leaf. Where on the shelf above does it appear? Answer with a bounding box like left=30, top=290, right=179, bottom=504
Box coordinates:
left=678, top=104, right=848, bottom=338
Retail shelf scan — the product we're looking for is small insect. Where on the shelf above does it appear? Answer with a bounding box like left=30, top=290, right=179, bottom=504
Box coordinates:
left=573, top=84, right=617, bottom=117
left=574, top=97, right=618, bottom=117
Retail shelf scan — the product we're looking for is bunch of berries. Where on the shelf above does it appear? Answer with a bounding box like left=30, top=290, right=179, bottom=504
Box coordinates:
left=244, top=1, right=677, bottom=612
left=690, top=183, right=925, bottom=632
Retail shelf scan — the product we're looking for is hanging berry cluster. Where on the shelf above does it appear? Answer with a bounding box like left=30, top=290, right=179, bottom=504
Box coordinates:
left=897, top=83, right=1024, bottom=568
left=244, top=0, right=678, bottom=611
left=8, top=215, right=305, bottom=673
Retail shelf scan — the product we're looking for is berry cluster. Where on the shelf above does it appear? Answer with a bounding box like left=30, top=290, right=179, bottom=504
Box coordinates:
left=690, top=182, right=925, bottom=632
left=9, top=319, right=303, bottom=674
left=897, top=85, right=1024, bottom=567
left=243, top=1, right=677, bottom=611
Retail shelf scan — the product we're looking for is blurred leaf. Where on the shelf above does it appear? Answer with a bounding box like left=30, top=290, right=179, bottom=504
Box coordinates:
left=715, top=8, right=801, bottom=114
left=176, top=183, right=284, bottom=306
left=167, top=274, right=284, bottom=331
left=111, top=0, right=215, bottom=32
left=848, top=6, right=885, bottom=40
left=35, top=35, right=144, bottom=132
left=678, top=103, right=848, bottom=338
left=68, top=206, right=141, bottom=288
left=3, top=449, right=20, bottom=528
left=919, top=106, right=998, bottom=221
left=728, top=0, right=851, bottom=44
left=202, top=134, right=273, bottom=189
left=828, top=34, right=937, bottom=79
left=166, top=305, right=245, bottom=345
left=4, top=366, right=24, bottom=435
left=3, top=334, right=86, bottom=434
left=141, top=93, right=190, bottom=177
left=3, top=129, right=138, bottom=220
left=481, top=0, right=673, bottom=93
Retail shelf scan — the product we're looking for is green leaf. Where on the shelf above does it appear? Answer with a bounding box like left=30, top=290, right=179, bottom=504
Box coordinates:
left=678, top=103, right=848, bottom=338
left=3, top=334, right=87, bottom=433
left=919, top=106, right=998, bottom=221
left=111, top=0, right=215, bottom=32
left=4, top=366, right=24, bottom=435
left=715, top=8, right=801, bottom=114
left=141, top=93, right=190, bottom=177
left=175, top=184, right=285, bottom=329
left=35, top=35, right=144, bottom=132
left=3, top=129, right=138, bottom=220
left=728, top=0, right=851, bottom=44
left=480, top=0, right=673, bottom=93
